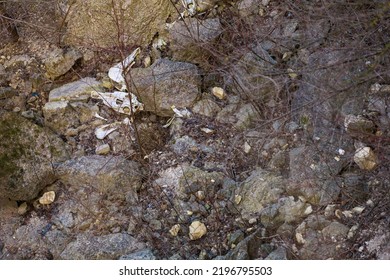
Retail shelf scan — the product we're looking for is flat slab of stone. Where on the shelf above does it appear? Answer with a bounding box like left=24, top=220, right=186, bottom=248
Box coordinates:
left=48, top=77, right=102, bottom=102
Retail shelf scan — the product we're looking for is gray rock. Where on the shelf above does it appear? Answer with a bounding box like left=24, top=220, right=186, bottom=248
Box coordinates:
left=120, top=249, right=156, bottom=260
left=226, top=44, right=278, bottom=106
left=43, top=101, right=80, bottom=135
left=236, top=169, right=285, bottom=220
left=44, top=47, right=82, bottom=79
left=216, top=103, right=260, bottom=129
left=221, top=228, right=263, bottom=260
left=296, top=216, right=349, bottom=259
left=344, top=114, right=376, bottom=136
left=238, top=0, right=260, bottom=17
left=60, top=233, right=145, bottom=260
left=130, top=59, right=200, bottom=117
left=65, top=0, right=175, bottom=48
left=169, top=17, right=222, bottom=67
left=288, top=146, right=343, bottom=205
left=265, top=247, right=287, bottom=260
left=0, top=111, right=69, bottom=200
left=155, top=164, right=225, bottom=201
left=261, top=196, right=312, bottom=229
left=172, top=136, right=198, bottom=155
left=228, top=230, right=245, bottom=246
left=57, top=155, right=144, bottom=202
left=48, top=77, right=101, bottom=102
left=192, top=99, right=221, bottom=117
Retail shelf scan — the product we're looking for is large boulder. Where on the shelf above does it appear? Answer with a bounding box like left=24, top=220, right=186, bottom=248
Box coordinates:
left=57, top=155, right=144, bottom=202
left=64, top=0, right=176, bottom=48
left=236, top=169, right=286, bottom=220
left=0, top=111, right=69, bottom=200
left=60, top=233, right=145, bottom=260
left=130, top=59, right=200, bottom=116
left=169, top=17, right=222, bottom=67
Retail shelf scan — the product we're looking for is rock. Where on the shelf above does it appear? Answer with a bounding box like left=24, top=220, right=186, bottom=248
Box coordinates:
left=48, top=77, right=102, bottom=102
left=172, top=136, right=199, bottom=155
left=0, top=111, right=69, bottom=200
left=60, top=233, right=145, bottom=260
left=354, top=147, right=378, bottom=170
left=287, top=146, right=343, bottom=205
left=212, top=87, right=226, bottom=100
left=221, top=228, right=263, bottom=260
left=236, top=169, right=285, bottom=219
left=244, top=142, right=251, bottom=153
left=238, top=0, right=260, bottom=17
left=228, top=230, right=245, bottom=247
left=169, top=224, right=181, bottom=237
left=43, top=101, right=80, bottom=135
left=38, top=191, right=56, bottom=205
left=344, top=115, right=376, bottom=136
left=192, top=99, right=221, bottom=117
left=95, top=144, right=110, bottom=155
left=57, top=155, right=144, bottom=202
left=169, top=18, right=222, bottom=67
left=129, top=59, right=200, bottom=117
left=120, top=249, right=156, bottom=260
left=216, top=103, right=260, bottom=129
left=265, top=247, right=287, bottom=260
left=227, top=44, right=278, bottom=105
left=189, top=221, right=207, bottom=240
left=261, top=196, right=312, bottom=229
left=44, top=47, right=82, bottom=79
left=296, top=216, right=349, bottom=259
left=64, top=0, right=175, bottom=49
left=17, top=202, right=28, bottom=215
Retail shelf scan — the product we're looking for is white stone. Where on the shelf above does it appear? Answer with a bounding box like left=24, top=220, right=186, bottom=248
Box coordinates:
left=212, top=87, right=226, bottom=99
left=39, top=191, right=56, bottom=205
left=95, top=144, right=110, bottom=155
left=354, top=147, right=378, bottom=170
left=169, top=224, right=181, bottom=237
left=189, top=221, right=207, bottom=240
left=195, top=190, right=205, bottom=200
left=244, top=142, right=251, bottom=153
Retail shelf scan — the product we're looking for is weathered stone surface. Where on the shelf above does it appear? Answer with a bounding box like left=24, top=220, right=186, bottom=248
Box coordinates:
left=130, top=59, right=200, bottom=116
left=261, top=196, right=312, bottom=229
left=192, top=99, right=221, bottom=117
left=169, top=17, right=222, bottom=67
left=0, top=111, right=69, bottom=200
left=44, top=47, right=82, bottom=79
left=236, top=169, right=285, bottom=219
left=344, top=114, right=376, bottom=136
left=216, top=103, right=260, bottom=129
left=60, top=233, right=145, bottom=260
left=64, top=0, right=175, bottom=48
left=57, top=155, right=144, bottom=200
left=295, top=216, right=349, bottom=259
left=120, top=248, right=156, bottom=260
left=48, top=77, right=102, bottom=102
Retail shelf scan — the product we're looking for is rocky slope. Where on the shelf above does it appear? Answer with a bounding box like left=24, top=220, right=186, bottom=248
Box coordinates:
left=0, top=0, right=389, bottom=259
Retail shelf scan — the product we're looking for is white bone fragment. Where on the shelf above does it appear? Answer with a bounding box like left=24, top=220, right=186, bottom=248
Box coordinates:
left=94, top=122, right=121, bottom=140
left=91, top=90, right=144, bottom=115
left=108, top=47, right=140, bottom=91
left=171, top=105, right=191, bottom=118
left=94, top=112, right=108, bottom=121
left=181, top=0, right=197, bottom=16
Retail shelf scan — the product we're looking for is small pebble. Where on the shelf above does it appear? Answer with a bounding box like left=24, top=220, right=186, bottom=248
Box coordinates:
left=212, top=87, right=226, bottom=100
left=189, top=221, right=207, bottom=240
left=95, top=144, right=111, bottom=155
left=39, top=191, right=56, bottom=205
left=169, top=224, right=181, bottom=237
